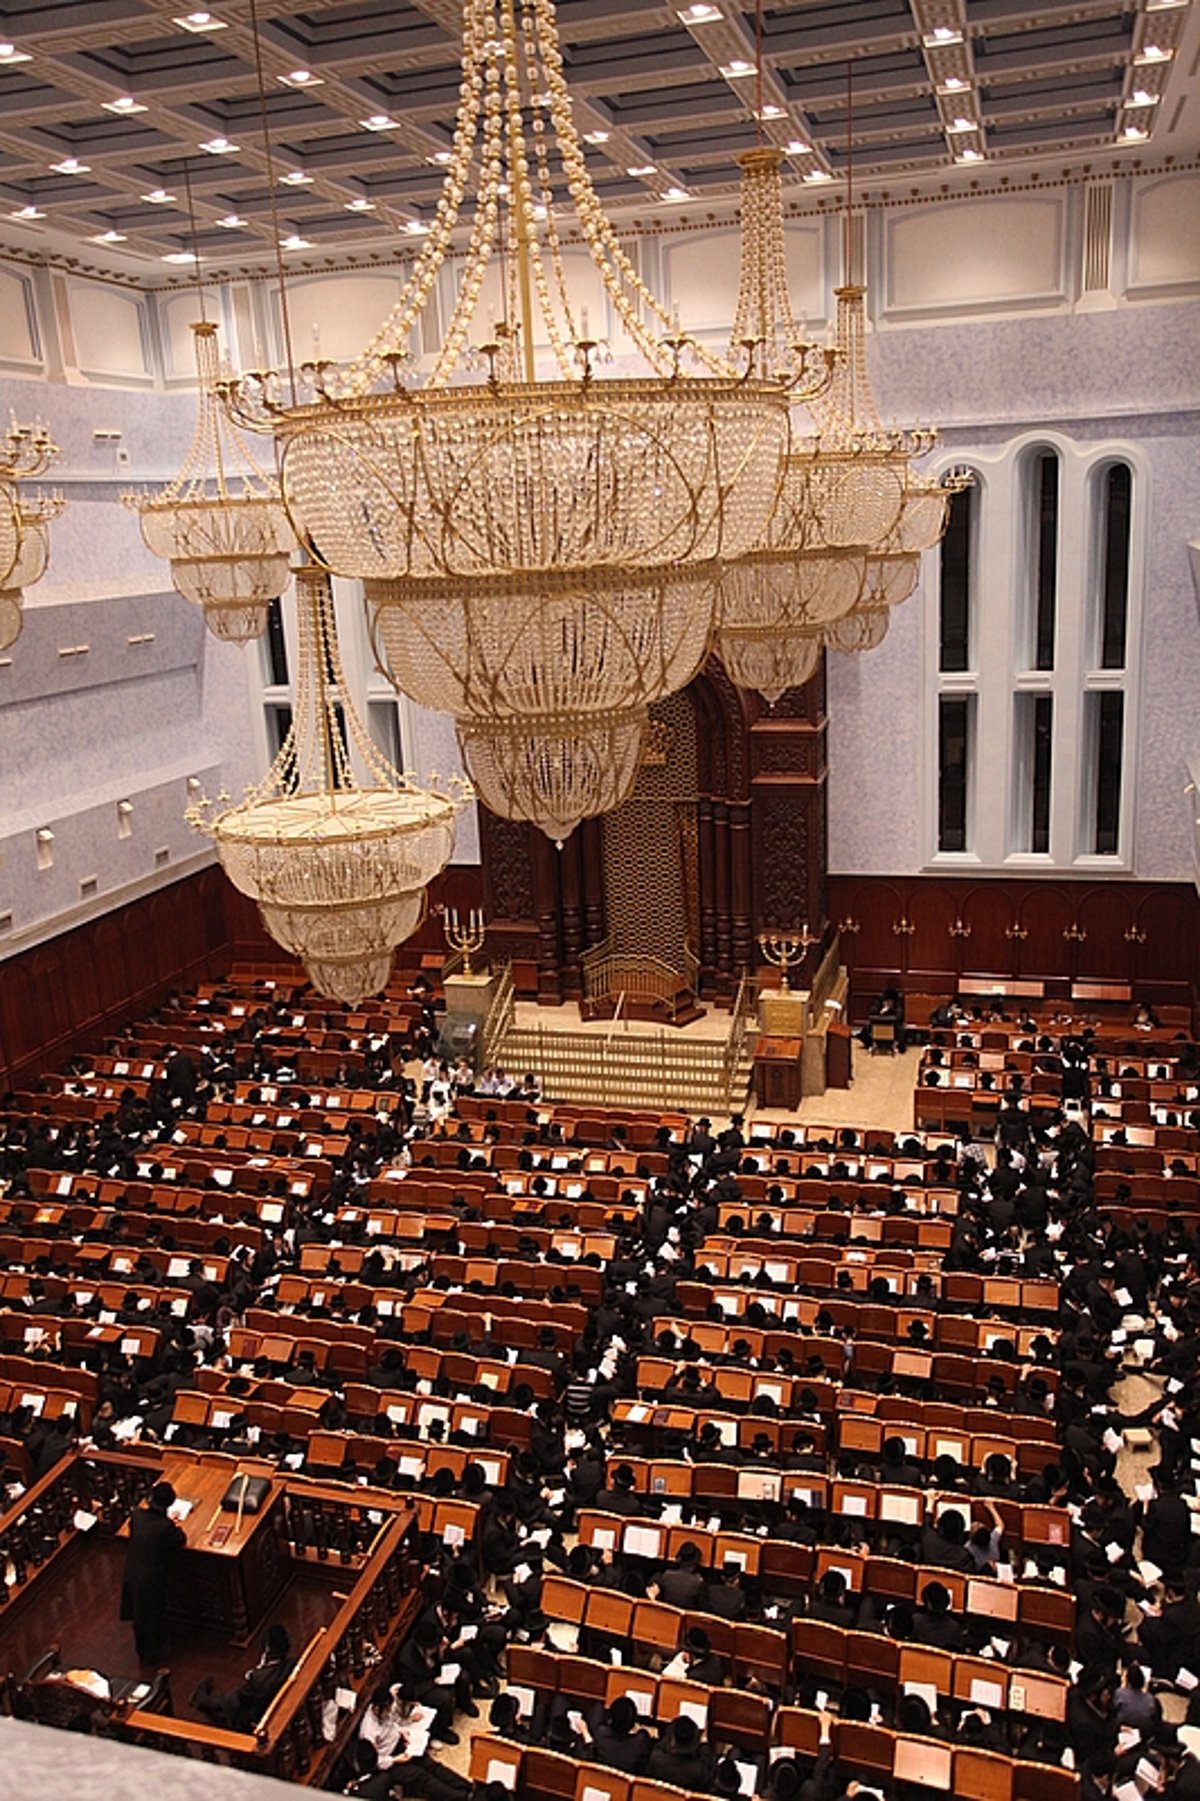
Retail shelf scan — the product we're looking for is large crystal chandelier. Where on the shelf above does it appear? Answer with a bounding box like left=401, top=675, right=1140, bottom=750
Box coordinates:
left=189, top=565, right=468, bottom=1004
left=125, top=321, right=292, bottom=643
left=0, top=418, right=62, bottom=652
left=715, top=98, right=962, bottom=701
left=219, top=0, right=829, bottom=841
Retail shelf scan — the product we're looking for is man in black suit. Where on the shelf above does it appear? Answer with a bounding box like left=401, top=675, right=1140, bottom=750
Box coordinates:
left=649, top=1714, right=716, bottom=1789
left=120, top=1480, right=186, bottom=1663
left=192, top=1623, right=294, bottom=1731
left=589, top=1696, right=651, bottom=1774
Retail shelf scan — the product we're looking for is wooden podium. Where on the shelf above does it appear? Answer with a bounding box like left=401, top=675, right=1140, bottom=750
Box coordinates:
left=826, top=1019, right=852, bottom=1089
left=135, top=1455, right=288, bottom=1643
left=753, top=1035, right=804, bottom=1111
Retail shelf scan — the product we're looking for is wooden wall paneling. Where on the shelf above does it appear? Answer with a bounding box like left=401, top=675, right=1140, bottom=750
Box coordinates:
left=1073, top=886, right=1138, bottom=985
left=1014, top=883, right=1076, bottom=980
left=1133, top=886, right=1197, bottom=988
left=902, top=880, right=960, bottom=987
left=959, top=884, right=1022, bottom=980
left=831, top=878, right=908, bottom=977
left=0, top=867, right=239, bottom=1089
left=92, top=912, right=136, bottom=1016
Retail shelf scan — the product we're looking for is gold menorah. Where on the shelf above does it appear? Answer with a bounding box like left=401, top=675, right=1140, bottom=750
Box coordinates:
left=443, top=906, right=486, bottom=977
left=758, top=921, right=819, bottom=992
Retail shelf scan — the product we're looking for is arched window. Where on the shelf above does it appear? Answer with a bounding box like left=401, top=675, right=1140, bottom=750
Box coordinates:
left=927, top=437, right=1141, bottom=870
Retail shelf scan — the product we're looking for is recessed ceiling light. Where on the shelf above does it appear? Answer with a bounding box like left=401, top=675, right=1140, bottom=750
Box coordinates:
left=361, top=114, right=396, bottom=131
left=0, top=42, right=32, bottom=64
left=627, top=164, right=656, bottom=177
left=1124, top=88, right=1160, bottom=107
left=345, top=197, right=376, bottom=212
left=103, top=95, right=147, bottom=115
left=280, top=68, right=323, bottom=87
left=51, top=157, right=90, bottom=175
left=280, top=233, right=312, bottom=250
left=955, top=148, right=985, bottom=164
left=403, top=219, right=430, bottom=235
left=92, top=229, right=128, bottom=243
left=758, top=104, right=785, bottom=120
left=583, top=129, right=610, bottom=144
left=785, top=139, right=811, bottom=156
left=677, top=3, right=723, bottom=21
left=174, top=11, right=227, bottom=31
left=200, top=136, right=238, bottom=154
left=142, top=188, right=176, bottom=204
left=217, top=212, right=246, bottom=227
left=923, top=26, right=963, bottom=45
left=947, top=116, right=977, bottom=134
left=10, top=203, right=44, bottom=220
left=721, top=59, right=755, bottom=78
left=162, top=250, right=197, bottom=264
left=663, top=186, right=689, bottom=202
left=280, top=169, right=313, bottom=184
left=1120, top=123, right=1150, bottom=141
left=1146, top=0, right=1187, bottom=10
left=1135, top=44, right=1173, bottom=62
left=938, top=76, right=969, bottom=93
left=803, top=168, right=834, bottom=184
left=426, top=150, right=453, bottom=165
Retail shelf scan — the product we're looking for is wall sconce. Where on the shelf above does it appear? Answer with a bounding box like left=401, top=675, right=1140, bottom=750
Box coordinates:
left=1062, top=925, right=1088, bottom=942
left=1123, top=926, right=1147, bottom=944
left=1004, top=923, right=1028, bottom=941
left=948, top=918, right=972, bottom=938
left=892, top=917, right=916, bottom=936
left=837, top=917, right=861, bottom=935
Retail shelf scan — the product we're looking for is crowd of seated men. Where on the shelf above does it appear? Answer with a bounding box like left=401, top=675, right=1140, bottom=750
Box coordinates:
left=1, top=968, right=1200, bottom=1801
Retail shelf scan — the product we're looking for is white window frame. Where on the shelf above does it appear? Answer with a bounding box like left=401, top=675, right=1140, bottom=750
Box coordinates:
left=924, top=430, right=1146, bottom=873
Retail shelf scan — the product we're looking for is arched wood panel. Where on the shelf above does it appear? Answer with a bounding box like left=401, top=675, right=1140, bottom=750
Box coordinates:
left=1015, top=885, right=1076, bottom=980
left=1074, top=887, right=1138, bottom=985
left=1134, top=887, right=1196, bottom=986
left=960, top=885, right=1022, bottom=978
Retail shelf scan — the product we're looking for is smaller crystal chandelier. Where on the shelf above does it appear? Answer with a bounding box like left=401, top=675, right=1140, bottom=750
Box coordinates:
left=124, top=321, right=292, bottom=642
left=0, top=416, right=63, bottom=652
left=189, top=564, right=469, bottom=1004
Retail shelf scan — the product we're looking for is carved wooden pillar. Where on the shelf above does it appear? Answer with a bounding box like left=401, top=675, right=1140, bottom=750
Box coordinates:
left=530, top=831, right=564, bottom=1002
left=698, top=798, right=717, bottom=986
left=579, top=818, right=606, bottom=952
left=729, top=801, right=754, bottom=975
left=748, top=658, right=830, bottom=972
left=713, top=801, right=731, bottom=979
left=558, top=830, right=585, bottom=997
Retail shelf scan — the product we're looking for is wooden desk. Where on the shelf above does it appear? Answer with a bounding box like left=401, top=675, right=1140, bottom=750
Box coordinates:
left=125, top=1454, right=287, bottom=1643
left=754, top=1036, right=804, bottom=1111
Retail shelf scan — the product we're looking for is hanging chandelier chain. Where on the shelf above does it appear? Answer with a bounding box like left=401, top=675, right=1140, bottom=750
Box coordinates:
left=431, top=7, right=507, bottom=387
left=346, top=9, right=486, bottom=393
left=247, top=0, right=299, bottom=405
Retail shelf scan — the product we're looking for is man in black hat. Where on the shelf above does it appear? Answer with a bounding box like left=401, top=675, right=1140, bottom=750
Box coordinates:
left=589, top=1696, right=650, bottom=1774
left=192, top=1622, right=294, bottom=1732
left=649, top=1713, right=716, bottom=1789
left=119, top=1479, right=186, bottom=1664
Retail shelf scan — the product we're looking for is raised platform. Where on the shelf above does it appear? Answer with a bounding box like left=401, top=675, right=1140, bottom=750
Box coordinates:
left=579, top=988, right=705, bottom=1028
left=489, top=995, right=754, bottom=1114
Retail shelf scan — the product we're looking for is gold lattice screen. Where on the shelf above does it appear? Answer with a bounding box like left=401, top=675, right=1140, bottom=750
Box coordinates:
left=602, top=691, right=699, bottom=967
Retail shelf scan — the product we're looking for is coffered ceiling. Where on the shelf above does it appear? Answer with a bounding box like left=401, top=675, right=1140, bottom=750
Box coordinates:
left=0, top=0, right=1195, bottom=281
